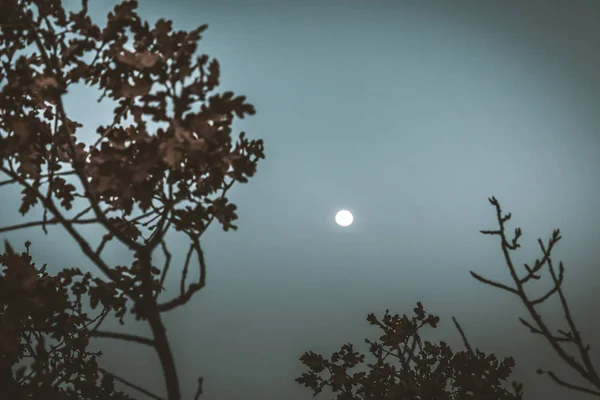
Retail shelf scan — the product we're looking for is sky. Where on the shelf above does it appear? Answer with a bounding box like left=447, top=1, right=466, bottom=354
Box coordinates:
left=2, top=0, right=600, bottom=399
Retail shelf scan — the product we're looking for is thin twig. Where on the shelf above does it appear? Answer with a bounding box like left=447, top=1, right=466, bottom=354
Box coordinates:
left=475, top=197, right=600, bottom=393
left=99, top=368, right=165, bottom=400
left=452, top=316, right=475, bottom=356
left=0, top=166, right=139, bottom=301
left=180, top=244, right=194, bottom=295
left=193, top=377, right=204, bottom=400
left=90, top=330, right=154, bottom=346
left=89, top=103, right=130, bottom=152
left=158, top=237, right=206, bottom=312
left=0, top=170, right=76, bottom=187
left=156, top=239, right=171, bottom=298
left=543, top=370, right=600, bottom=397
left=469, top=271, right=519, bottom=295
left=0, top=216, right=98, bottom=233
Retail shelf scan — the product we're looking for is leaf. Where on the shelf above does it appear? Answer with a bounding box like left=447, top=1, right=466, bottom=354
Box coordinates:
left=295, top=373, right=319, bottom=390
left=173, top=120, right=194, bottom=142
left=4, top=240, right=16, bottom=257
left=20, top=264, right=39, bottom=293
left=299, top=351, right=326, bottom=373
left=116, top=50, right=137, bottom=66
left=11, top=119, right=29, bottom=145
left=53, top=177, right=77, bottom=210
left=153, top=18, right=173, bottom=39
left=159, top=137, right=183, bottom=168
left=117, top=50, right=160, bottom=69
left=34, top=75, right=59, bottom=89
left=18, top=153, right=42, bottom=179
left=136, top=51, right=161, bottom=68
left=120, top=79, right=153, bottom=98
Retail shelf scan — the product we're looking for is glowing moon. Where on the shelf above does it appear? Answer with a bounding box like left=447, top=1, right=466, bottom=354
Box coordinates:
left=335, top=210, right=354, bottom=227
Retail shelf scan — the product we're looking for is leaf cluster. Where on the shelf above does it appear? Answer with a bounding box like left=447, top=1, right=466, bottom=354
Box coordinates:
left=0, top=0, right=264, bottom=238
left=296, top=302, right=524, bottom=400
left=0, top=240, right=133, bottom=399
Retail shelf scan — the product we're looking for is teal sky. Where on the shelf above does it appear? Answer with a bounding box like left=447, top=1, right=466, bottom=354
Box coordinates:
left=2, top=0, right=600, bottom=399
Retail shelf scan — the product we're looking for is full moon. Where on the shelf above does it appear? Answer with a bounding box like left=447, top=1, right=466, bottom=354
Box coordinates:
left=335, top=210, right=354, bottom=227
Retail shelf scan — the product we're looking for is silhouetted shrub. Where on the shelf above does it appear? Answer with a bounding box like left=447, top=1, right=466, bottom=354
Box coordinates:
left=296, top=302, right=524, bottom=399
left=0, top=241, right=134, bottom=399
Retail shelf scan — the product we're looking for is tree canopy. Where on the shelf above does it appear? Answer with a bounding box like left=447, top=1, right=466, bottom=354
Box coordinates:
left=0, top=0, right=264, bottom=398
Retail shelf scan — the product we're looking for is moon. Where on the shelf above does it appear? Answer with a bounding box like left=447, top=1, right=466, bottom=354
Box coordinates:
left=335, top=210, right=354, bottom=227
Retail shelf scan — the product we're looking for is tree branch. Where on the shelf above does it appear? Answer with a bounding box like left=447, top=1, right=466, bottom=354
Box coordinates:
left=0, top=166, right=139, bottom=301
left=541, top=369, right=600, bottom=397
left=91, top=330, right=154, bottom=347
left=0, top=216, right=99, bottom=233
left=193, top=377, right=204, bottom=400
left=99, top=367, right=165, bottom=400
left=475, top=196, right=600, bottom=392
left=158, top=237, right=206, bottom=312
left=469, top=271, right=519, bottom=295
left=452, top=316, right=475, bottom=356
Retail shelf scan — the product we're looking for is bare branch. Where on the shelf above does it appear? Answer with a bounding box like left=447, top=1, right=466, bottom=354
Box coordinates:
left=99, top=368, right=165, bottom=400
left=0, top=216, right=99, bottom=233
left=156, top=239, right=172, bottom=299
left=480, top=229, right=501, bottom=235
left=540, top=369, right=600, bottom=397
left=529, top=271, right=563, bottom=306
left=29, top=327, right=153, bottom=347
left=452, top=316, right=475, bottom=357
left=95, top=233, right=114, bottom=256
left=158, top=237, right=206, bottom=312
left=547, top=256, right=599, bottom=384
left=0, top=204, right=96, bottom=235
left=518, top=318, right=573, bottom=343
left=520, top=263, right=541, bottom=283
left=469, top=271, right=519, bottom=295
left=90, top=330, right=154, bottom=347
left=193, top=377, right=204, bottom=400
left=180, top=244, right=194, bottom=295
left=475, top=197, right=600, bottom=393
left=518, top=232, right=563, bottom=285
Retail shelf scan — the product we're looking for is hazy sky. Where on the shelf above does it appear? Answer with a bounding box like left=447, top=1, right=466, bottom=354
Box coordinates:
left=2, top=0, right=600, bottom=399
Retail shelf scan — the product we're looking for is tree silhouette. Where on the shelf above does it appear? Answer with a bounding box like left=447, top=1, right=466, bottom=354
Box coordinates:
left=0, top=0, right=264, bottom=399
left=296, top=301, right=524, bottom=400
left=471, top=197, right=600, bottom=397
left=297, top=197, right=599, bottom=399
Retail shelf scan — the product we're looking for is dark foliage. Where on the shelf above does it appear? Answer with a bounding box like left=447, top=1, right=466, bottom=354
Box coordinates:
left=0, top=0, right=264, bottom=398
left=296, top=302, right=524, bottom=399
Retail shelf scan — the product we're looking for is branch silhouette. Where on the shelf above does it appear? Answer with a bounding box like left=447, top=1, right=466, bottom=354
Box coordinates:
left=296, top=302, right=524, bottom=399
left=472, top=196, right=600, bottom=397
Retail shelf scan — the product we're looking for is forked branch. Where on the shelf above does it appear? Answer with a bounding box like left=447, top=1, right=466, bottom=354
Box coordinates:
left=472, top=196, right=600, bottom=396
